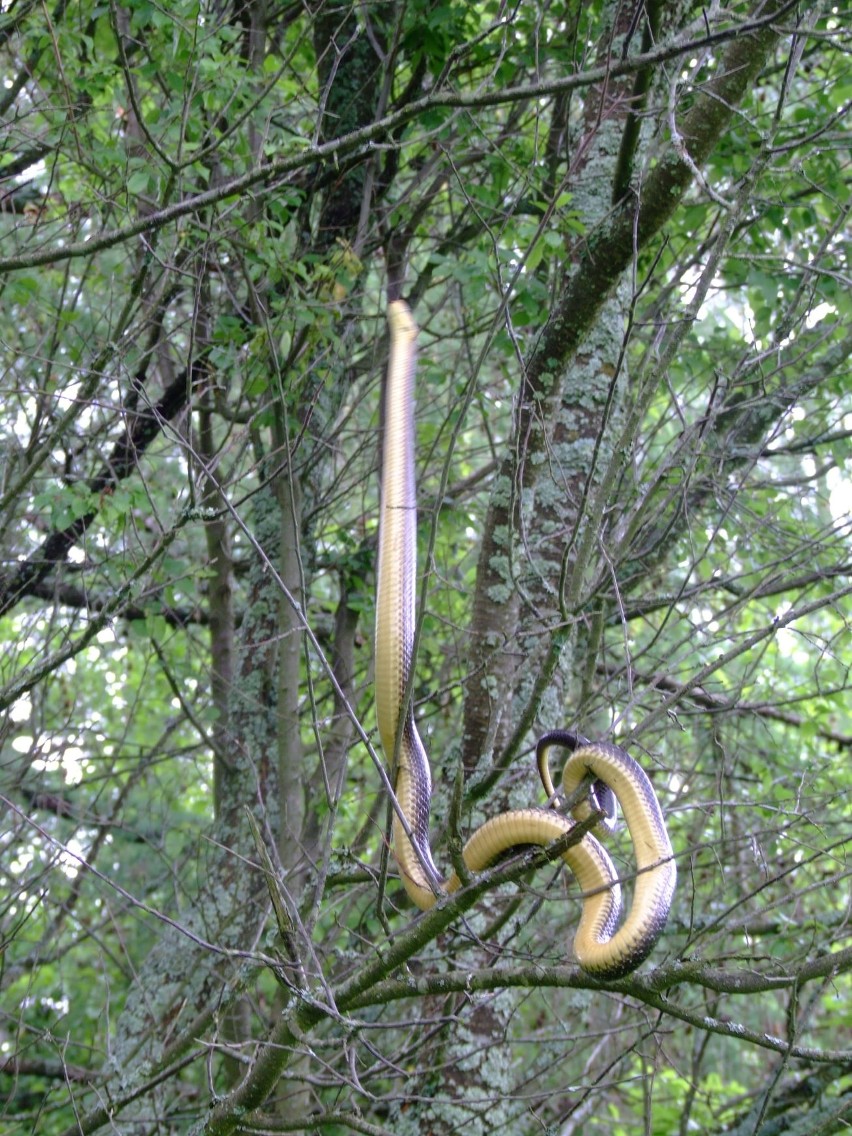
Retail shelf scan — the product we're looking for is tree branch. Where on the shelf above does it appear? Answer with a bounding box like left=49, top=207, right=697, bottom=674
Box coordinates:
left=0, top=357, right=202, bottom=618
left=0, top=3, right=797, bottom=274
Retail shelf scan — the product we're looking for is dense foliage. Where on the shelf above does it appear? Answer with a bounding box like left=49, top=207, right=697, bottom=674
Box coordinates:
left=1, top=1, right=850, bottom=1133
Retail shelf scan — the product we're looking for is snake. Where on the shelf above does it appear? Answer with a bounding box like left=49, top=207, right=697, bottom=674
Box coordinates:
left=374, top=299, right=676, bottom=977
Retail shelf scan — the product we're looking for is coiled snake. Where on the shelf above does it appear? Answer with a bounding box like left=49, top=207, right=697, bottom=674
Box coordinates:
left=374, top=300, right=675, bottom=977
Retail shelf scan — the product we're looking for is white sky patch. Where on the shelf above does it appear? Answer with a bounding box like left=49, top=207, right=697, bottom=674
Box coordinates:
left=59, top=838, right=84, bottom=879
left=9, top=696, right=31, bottom=723
left=10, top=848, right=34, bottom=874
left=669, top=772, right=689, bottom=795
left=805, top=301, right=835, bottom=329
left=774, top=602, right=812, bottom=666
left=679, top=266, right=760, bottom=347
left=14, top=405, right=35, bottom=445
left=827, top=465, right=852, bottom=528
left=61, top=746, right=87, bottom=785
left=774, top=626, right=811, bottom=666
left=57, top=378, right=81, bottom=410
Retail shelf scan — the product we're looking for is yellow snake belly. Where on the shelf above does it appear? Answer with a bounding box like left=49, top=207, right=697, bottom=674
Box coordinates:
left=374, top=300, right=675, bottom=977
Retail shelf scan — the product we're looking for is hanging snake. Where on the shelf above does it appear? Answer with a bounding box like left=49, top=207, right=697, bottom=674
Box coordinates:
left=374, top=299, right=676, bottom=977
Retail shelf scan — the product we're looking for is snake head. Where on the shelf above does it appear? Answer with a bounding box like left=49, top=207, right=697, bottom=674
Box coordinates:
left=537, top=730, right=620, bottom=834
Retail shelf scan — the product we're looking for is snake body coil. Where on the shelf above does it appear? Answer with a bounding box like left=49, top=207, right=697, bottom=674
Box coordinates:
left=375, top=300, right=675, bottom=977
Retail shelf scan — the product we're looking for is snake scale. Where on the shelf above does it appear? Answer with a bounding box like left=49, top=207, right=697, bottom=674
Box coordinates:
left=374, top=299, right=675, bottom=977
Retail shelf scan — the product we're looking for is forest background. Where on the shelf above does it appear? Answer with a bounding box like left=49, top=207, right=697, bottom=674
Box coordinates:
left=1, top=0, right=850, bottom=1133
